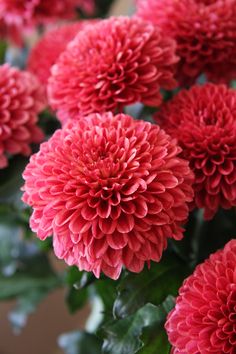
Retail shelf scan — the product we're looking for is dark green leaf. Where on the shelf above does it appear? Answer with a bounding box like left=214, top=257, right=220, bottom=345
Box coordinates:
left=58, top=331, right=102, bottom=354
left=0, top=155, right=28, bottom=203
left=136, top=296, right=174, bottom=354
left=74, top=271, right=96, bottom=290
left=67, top=266, right=84, bottom=286
left=94, top=278, right=117, bottom=317
left=114, top=254, right=188, bottom=319
left=0, top=273, right=60, bottom=300
left=0, top=40, right=7, bottom=64
left=193, top=209, right=236, bottom=264
left=0, top=249, right=61, bottom=300
left=66, top=267, right=89, bottom=313
left=102, top=303, right=168, bottom=354
left=66, top=287, right=88, bottom=314
left=138, top=326, right=171, bottom=354
left=169, top=211, right=198, bottom=263
left=38, top=110, right=61, bottom=136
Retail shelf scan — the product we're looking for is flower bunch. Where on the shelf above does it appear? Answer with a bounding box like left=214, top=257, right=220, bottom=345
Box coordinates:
left=0, top=1, right=235, bottom=353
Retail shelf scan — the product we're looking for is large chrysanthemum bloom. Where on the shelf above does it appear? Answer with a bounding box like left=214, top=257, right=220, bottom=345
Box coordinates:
left=22, top=112, right=193, bottom=279
left=136, top=0, right=236, bottom=85
left=0, top=0, right=93, bottom=28
left=48, top=17, right=178, bottom=121
left=28, top=21, right=96, bottom=87
left=155, top=84, right=236, bottom=220
left=0, top=64, right=46, bottom=168
left=165, top=239, right=236, bottom=354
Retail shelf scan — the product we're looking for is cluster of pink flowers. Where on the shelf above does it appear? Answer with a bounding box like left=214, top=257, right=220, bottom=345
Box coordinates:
left=0, top=64, right=46, bottom=168
left=2, top=2, right=232, bottom=352
left=19, top=0, right=236, bottom=278
left=0, top=0, right=233, bottom=350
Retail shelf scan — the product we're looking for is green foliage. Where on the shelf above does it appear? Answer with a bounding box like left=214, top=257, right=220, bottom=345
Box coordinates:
left=113, top=253, right=189, bottom=319
left=102, top=300, right=172, bottom=354
left=0, top=40, right=7, bottom=64
left=0, top=237, right=61, bottom=331
left=59, top=331, right=102, bottom=354
left=94, top=278, right=117, bottom=319
left=138, top=326, right=171, bottom=354
left=192, top=209, right=236, bottom=263
left=0, top=155, right=28, bottom=205
left=65, top=267, right=89, bottom=313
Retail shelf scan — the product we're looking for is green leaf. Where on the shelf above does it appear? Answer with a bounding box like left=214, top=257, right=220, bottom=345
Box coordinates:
left=66, top=266, right=96, bottom=290
left=0, top=272, right=60, bottom=300
left=136, top=296, right=173, bottom=354
left=169, top=211, right=198, bottom=263
left=66, top=266, right=84, bottom=286
left=38, top=110, right=61, bottom=137
left=65, top=267, right=90, bottom=313
left=138, top=326, right=171, bottom=354
left=0, top=40, right=7, bottom=64
left=102, top=303, right=169, bottom=354
left=58, top=331, right=102, bottom=354
left=0, top=252, right=61, bottom=300
left=66, top=287, right=88, bottom=314
left=113, top=254, right=188, bottom=319
left=192, top=209, right=236, bottom=264
left=94, top=278, right=117, bottom=318
left=0, top=155, right=28, bottom=204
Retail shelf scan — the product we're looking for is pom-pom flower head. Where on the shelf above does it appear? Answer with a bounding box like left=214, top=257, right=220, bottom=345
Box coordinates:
left=28, top=22, right=96, bottom=87
left=155, top=83, right=236, bottom=219
left=22, top=112, right=193, bottom=279
left=165, top=239, right=236, bottom=354
left=136, top=0, right=236, bottom=85
left=48, top=17, right=178, bottom=121
left=0, top=64, right=46, bottom=168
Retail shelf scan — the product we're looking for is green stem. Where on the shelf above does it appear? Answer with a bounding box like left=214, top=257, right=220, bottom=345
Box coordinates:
left=0, top=41, right=7, bottom=64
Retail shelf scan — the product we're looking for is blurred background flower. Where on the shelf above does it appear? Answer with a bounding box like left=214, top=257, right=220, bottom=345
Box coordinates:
left=136, top=0, right=236, bottom=86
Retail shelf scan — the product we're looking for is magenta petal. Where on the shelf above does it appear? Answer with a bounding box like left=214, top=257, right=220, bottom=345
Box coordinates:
left=117, top=214, right=135, bottom=233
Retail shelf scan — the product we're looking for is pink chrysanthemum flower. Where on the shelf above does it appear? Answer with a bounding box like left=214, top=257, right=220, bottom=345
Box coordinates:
left=28, top=21, right=96, bottom=87
left=0, top=64, right=46, bottom=168
left=155, top=84, right=236, bottom=219
left=0, top=0, right=93, bottom=27
left=22, top=112, right=193, bottom=279
left=0, top=18, right=21, bottom=44
left=48, top=17, right=178, bottom=121
left=136, top=0, right=236, bottom=85
left=165, top=239, right=236, bottom=354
